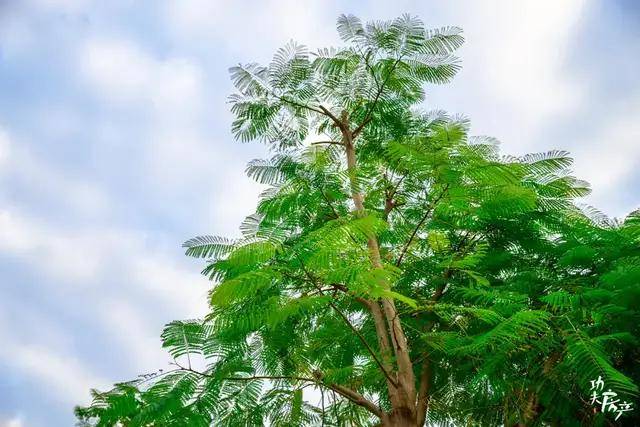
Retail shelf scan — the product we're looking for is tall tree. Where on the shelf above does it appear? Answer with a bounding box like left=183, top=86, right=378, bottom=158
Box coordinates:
left=76, top=14, right=639, bottom=426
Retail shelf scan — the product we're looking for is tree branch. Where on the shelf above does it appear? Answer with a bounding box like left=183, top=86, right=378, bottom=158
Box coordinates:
left=383, top=173, right=407, bottom=220
left=326, top=381, right=384, bottom=418
left=415, top=252, right=466, bottom=423
left=352, top=116, right=371, bottom=138
left=389, top=173, right=406, bottom=200
left=171, top=362, right=315, bottom=383
left=274, top=93, right=325, bottom=115
left=311, top=140, right=345, bottom=146
left=353, top=55, right=405, bottom=137
left=321, top=284, right=396, bottom=385
left=295, top=257, right=399, bottom=388
left=172, top=363, right=383, bottom=419
left=319, top=105, right=347, bottom=132
left=395, top=185, right=449, bottom=267
left=415, top=357, right=432, bottom=426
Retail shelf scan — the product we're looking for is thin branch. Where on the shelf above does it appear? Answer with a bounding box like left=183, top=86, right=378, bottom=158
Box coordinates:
left=352, top=116, right=371, bottom=138
left=321, top=387, right=325, bottom=427
left=383, top=173, right=406, bottom=220
left=170, top=361, right=312, bottom=382
left=317, top=190, right=364, bottom=247
left=171, top=361, right=383, bottom=419
left=319, top=188, right=342, bottom=220
left=389, top=173, right=407, bottom=199
left=311, top=140, right=345, bottom=146
left=295, top=256, right=399, bottom=388
left=130, top=368, right=181, bottom=387
left=319, top=105, right=346, bottom=131
left=416, top=357, right=432, bottom=426
left=235, top=64, right=333, bottom=123
left=328, top=284, right=395, bottom=372
left=182, top=328, right=192, bottom=370
left=396, top=184, right=450, bottom=267
left=274, top=93, right=325, bottom=115
left=353, top=55, right=405, bottom=137
left=414, top=249, right=469, bottom=422
left=280, top=274, right=398, bottom=388
left=324, top=283, right=396, bottom=375
left=363, top=50, right=381, bottom=93
left=327, top=382, right=384, bottom=418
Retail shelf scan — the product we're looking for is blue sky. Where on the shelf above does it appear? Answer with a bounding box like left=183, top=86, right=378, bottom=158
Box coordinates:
left=0, top=1, right=638, bottom=425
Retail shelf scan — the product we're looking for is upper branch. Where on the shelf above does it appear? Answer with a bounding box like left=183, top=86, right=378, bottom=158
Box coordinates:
left=353, top=54, right=405, bottom=137
left=396, top=184, right=450, bottom=267
left=319, top=105, right=348, bottom=132
left=274, top=93, right=325, bottom=115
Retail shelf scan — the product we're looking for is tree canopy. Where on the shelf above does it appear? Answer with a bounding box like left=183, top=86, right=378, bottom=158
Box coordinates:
left=76, top=14, right=640, bottom=427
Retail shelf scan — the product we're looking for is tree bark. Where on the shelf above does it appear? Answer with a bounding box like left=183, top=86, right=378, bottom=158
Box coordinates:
left=382, top=409, right=419, bottom=427
left=341, top=117, right=417, bottom=423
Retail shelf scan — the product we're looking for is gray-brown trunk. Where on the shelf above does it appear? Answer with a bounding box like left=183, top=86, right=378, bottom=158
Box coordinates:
left=382, top=407, right=418, bottom=427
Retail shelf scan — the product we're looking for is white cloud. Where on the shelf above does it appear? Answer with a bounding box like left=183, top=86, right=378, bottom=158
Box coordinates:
left=571, top=101, right=640, bottom=216
left=162, top=0, right=340, bottom=58
left=99, top=299, right=175, bottom=371
left=0, top=342, right=108, bottom=406
left=0, top=416, right=24, bottom=427
left=211, top=166, right=265, bottom=235
left=0, top=206, right=210, bottom=407
left=1, top=137, right=111, bottom=219
left=79, top=38, right=155, bottom=102
left=128, top=254, right=208, bottom=314
left=0, top=126, right=11, bottom=168
left=0, top=119, right=210, bottom=389
left=413, top=0, right=588, bottom=154
left=0, top=210, right=36, bottom=254
left=79, top=38, right=205, bottom=116
left=0, top=7, right=36, bottom=59
left=0, top=205, right=211, bottom=312
left=28, top=0, right=91, bottom=13
left=0, top=209, right=118, bottom=283
left=462, top=1, right=585, bottom=118
left=77, top=36, right=226, bottom=201
left=0, top=0, right=93, bottom=59
left=0, top=307, right=108, bottom=407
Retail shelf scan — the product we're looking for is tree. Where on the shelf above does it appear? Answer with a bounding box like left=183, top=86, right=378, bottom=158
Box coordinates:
left=76, top=14, right=639, bottom=426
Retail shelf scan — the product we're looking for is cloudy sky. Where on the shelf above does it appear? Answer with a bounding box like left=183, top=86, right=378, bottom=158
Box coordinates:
left=0, top=0, right=638, bottom=425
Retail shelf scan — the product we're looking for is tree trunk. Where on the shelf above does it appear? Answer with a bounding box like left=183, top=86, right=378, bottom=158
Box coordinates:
left=340, top=113, right=419, bottom=426
left=382, top=407, right=418, bottom=427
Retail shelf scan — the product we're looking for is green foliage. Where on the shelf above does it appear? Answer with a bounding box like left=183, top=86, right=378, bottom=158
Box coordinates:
left=76, top=13, right=640, bottom=427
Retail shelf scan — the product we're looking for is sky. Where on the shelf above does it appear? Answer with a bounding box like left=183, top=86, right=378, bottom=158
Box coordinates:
left=0, top=0, right=638, bottom=425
